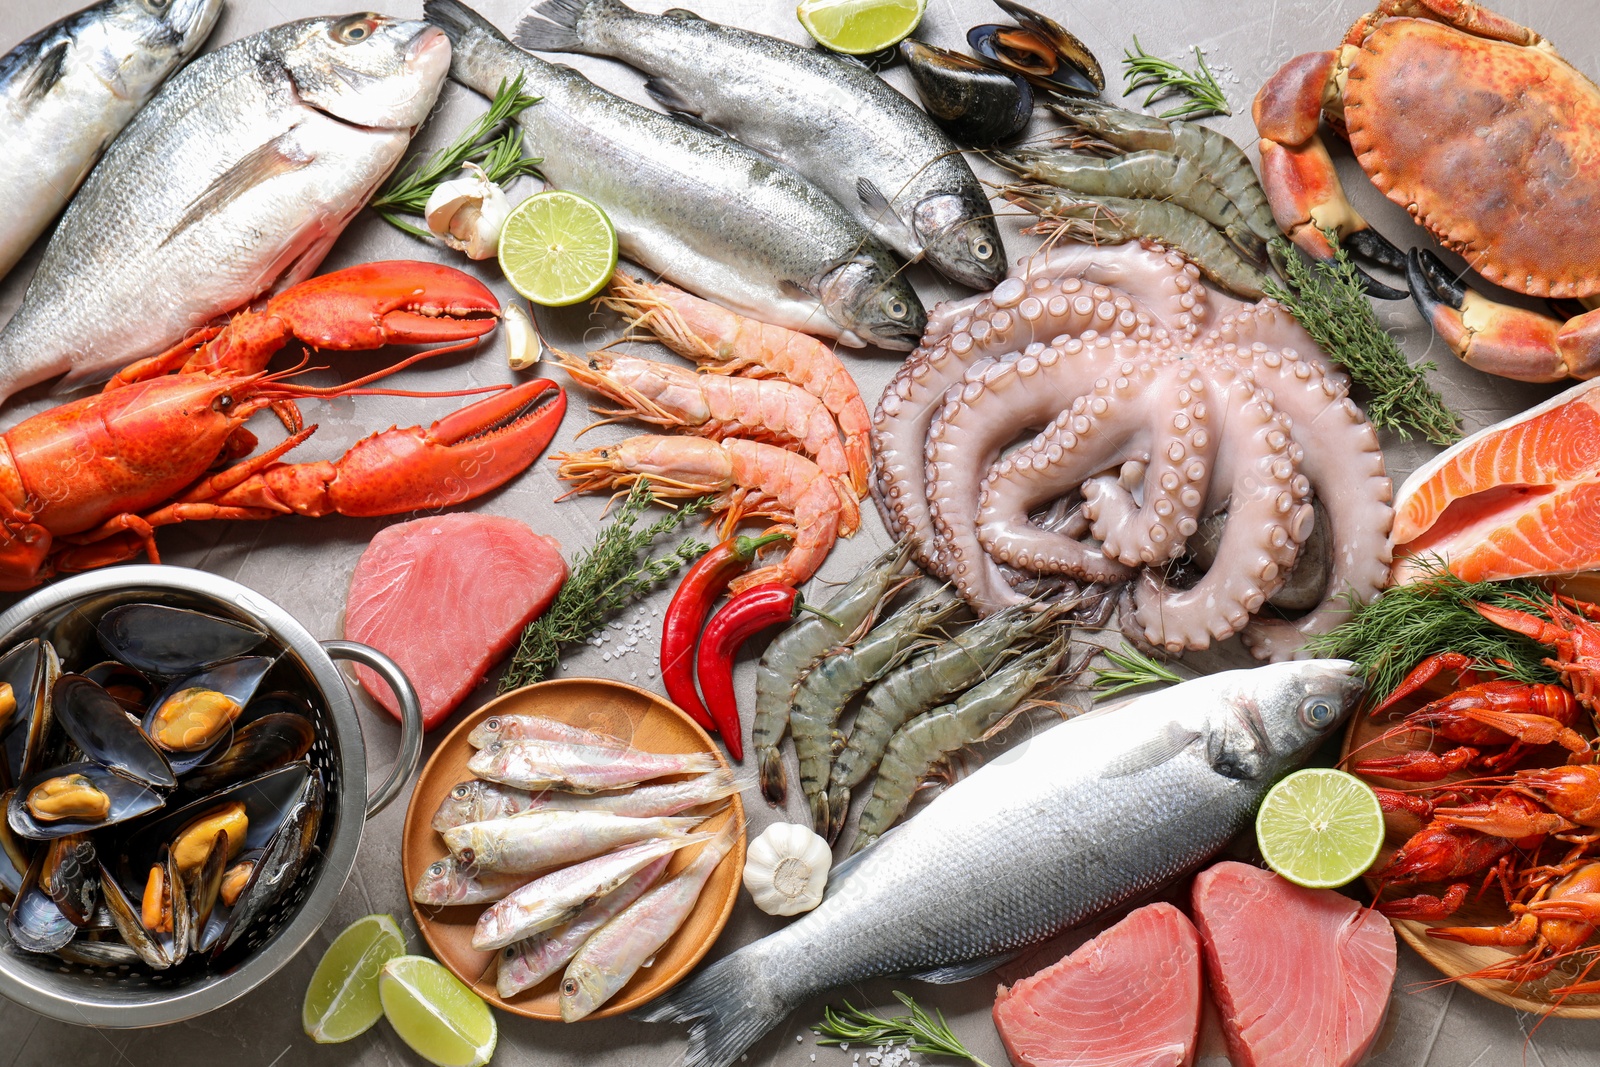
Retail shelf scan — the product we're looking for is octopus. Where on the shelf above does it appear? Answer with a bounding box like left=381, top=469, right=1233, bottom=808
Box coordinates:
left=872, top=241, right=1394, bottom=660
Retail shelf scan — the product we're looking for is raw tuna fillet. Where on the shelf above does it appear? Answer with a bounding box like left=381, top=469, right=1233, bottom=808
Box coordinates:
left=992, top=902, right=1202, bottom=1067
left=1192, top=861, right=1395, bottom=1067
left=344, top=514, right=567, bottom=729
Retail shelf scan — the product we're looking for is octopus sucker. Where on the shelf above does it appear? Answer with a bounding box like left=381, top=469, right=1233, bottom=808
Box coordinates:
left=874, top=244, right=1394, bottom=660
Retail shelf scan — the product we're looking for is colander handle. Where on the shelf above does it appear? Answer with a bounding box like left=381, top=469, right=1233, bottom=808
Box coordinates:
left=323, top=640, right=425, bottom=818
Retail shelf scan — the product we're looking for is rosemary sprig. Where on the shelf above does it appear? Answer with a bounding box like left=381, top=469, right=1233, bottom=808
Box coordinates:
left=1121, top=36, right=1230, bottom=119
left=1092, top=643, right=1184, bottom=699
left=1305, top=558, right=1558, bottom=704
left=369, top=74, right=545, bottom=239
left=500, top=481, right=710, bottom=690
left=1263, top=237, right=1461, bottom=445
left=813, top=992, right=993, bottom=1067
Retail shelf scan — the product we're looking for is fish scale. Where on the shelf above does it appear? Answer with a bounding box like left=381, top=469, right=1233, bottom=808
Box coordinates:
left=636, top=660, right=1364, bottom=1067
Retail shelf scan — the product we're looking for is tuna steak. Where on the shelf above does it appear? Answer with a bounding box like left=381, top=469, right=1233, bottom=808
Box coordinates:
left=344, top=513, right=566, bottom=728
left=1391, top=376, right=1600, bottom=584
left=992, top=902, right=1201, bottom=1067
left=1191, top=862, right=1394, bottom=1067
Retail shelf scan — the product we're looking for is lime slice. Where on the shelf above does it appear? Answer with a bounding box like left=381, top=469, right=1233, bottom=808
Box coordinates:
left=497, top=190, right=618, bottom=307
left=379, top=955, right=498, bottom=1067
left=302, top=913, right=406, bottom=1043
left=797, top=0, right=927, bottom=54
left=1255, top=768, right=1385, bottom=889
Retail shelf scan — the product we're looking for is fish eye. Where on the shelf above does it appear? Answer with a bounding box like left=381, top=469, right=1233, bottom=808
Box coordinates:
left=142, top=0, right=170, bottom=11
left=970, top=235, right=995, bottom=260
left=1300, top=696, right=1336, bottom=728
left=451, top=784, right=470, bottom=799
left=882, top=295, right=909, bottom=320
left=332, top=16, right=378, bottom=43
left=428, top=862, right=444, bottom=876
left=561, top=978, right=579, bottom=996
left=485, top=717, right=499, bottom=730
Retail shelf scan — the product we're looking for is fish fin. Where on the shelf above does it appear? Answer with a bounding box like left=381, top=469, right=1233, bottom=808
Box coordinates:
left=667, top=111, right=728, bottom=139
left=515, top=0, right=612, bottom=53
left=857, top=177, right=912, bottom=240
left=631, top=948, right=799, bottom=1067
left=1100, top=722, right=1200, bottom=779
left=906, top=951, right=1021, bottom=984
left=160, top=131, right=313, bottom=249
left=643, top=75, right=701, bottom=117
left=424, top=0, right=497, bottom=45
left=17, top=39, right=68, bottom=103
left=777, top=279, right=813, bottom=302
left=826, top=822, right=905, bottom=889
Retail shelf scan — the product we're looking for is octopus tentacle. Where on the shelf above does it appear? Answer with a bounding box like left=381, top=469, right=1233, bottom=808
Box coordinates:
left=1205, top=302, right=1335, bottom=375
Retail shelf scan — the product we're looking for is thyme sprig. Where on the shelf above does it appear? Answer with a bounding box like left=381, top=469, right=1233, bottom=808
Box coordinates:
left=1263, top=237, right=1461, bottom=445
left=813, top=992, right=993, bottom=1067
left=501, top=481, right=710, bottom=690
left=369, top=74, right=545, bottom=239
left=1121, top=36, right=1230, bottom=119
left=1092, top=643, right=1184, bottom=699
left=1305, top=558, right=1558, bottom=704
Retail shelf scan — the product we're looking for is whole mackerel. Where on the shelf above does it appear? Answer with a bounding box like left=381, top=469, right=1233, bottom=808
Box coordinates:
left=0, top=13, right=450, bottom=402
left=518, top=0, right=1006, bottom=289
left=0, top=0, right=220, bottom=281
left=636, top=661, right=1364, bottom=1067
left=426, top=0, right=923, bottom=350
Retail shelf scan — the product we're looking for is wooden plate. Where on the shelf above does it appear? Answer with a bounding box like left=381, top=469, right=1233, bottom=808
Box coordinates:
left=401, top=678, right=745, bottom=1021
left=1343, top=684, right=1600, bottom=1017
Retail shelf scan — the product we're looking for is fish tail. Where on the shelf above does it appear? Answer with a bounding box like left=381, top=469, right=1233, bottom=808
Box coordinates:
left=631, top=946, right=802, bottom=1067
left=515, top=0, right=628, bottom=53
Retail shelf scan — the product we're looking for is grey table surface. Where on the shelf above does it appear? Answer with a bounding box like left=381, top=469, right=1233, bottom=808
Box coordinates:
left=0, top=0, right=1593, bottom=1063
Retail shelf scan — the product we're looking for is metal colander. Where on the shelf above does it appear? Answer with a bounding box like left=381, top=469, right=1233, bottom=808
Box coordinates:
left=0, top=566, right=422, bottom=1027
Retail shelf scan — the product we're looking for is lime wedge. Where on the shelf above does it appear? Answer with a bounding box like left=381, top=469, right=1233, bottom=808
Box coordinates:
left=379, top=955, right=497, bottom=1067
left=797, top=0, right=927, bottom=54
left=497, top=190, right=618, bottom=307
left=1255, top=768, right=1385, bottom=889
left=302, top=913, right=406, bottom=1043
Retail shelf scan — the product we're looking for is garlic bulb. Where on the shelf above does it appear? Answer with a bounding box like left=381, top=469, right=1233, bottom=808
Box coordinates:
left=424, top=162, right=511, bottom=260
left=743, top=822, right=830, bottom=916
left=503, top=302, right=542, bottom=370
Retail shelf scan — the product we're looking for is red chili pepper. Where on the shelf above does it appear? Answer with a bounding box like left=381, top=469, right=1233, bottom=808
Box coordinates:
left=659, top=531, right=790, bottom=732
left=696, top=583, right=801, bottom=760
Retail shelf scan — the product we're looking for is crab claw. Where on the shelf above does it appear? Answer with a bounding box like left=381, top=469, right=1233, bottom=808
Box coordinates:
left=1408, top=248, right=1600, bottom=383
left=267, top=260, right=501, bottom=350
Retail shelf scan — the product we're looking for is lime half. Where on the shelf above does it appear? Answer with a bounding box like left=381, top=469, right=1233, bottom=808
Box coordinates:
left=1256, top=768, right=1385, bottom=889
left=498, top=190, right=618, bottom=307
left=303, top=914, right=406, bottom=1043
left=798, top=0, right=927, bottom=54
left=380, top=955, right=498, bottom=1067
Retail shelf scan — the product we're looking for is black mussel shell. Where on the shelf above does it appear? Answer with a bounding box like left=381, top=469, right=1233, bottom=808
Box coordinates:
left=141, top=656, right=274, bottom=776
left=40, top=833, right=98, bottom=926
left=97, top=605, right=266, bottom=677
left=57, top=935, right=143, bottom=968
left=54, top=674, right=175, bottom=789
left=968, top=23, right=1101, bottom=96
left=901, top=39, right=1033, bottom=145
left=123, top=763, right=314, bottom=885
left=6, top=847, right=76, bottom=953
left=185, top=830, right=229, bottom=952
left=0, top=639, right=62, bottom=787
left=180, top=710, right=315, bottom=797
left=98, top=850, right=187, bottom=971
left=0, top=792, right=27, bottom=899
left=215, top=767, right=323, bottom=958
left=8, top=761, right=164, bottom=840
left=991, top=0, right=1103, bottom=88
left=81, top=660, right=154, bottom=716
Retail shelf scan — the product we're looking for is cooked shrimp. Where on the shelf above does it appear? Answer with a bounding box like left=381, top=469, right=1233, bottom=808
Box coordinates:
left=553, top=434, right=842, bottom=590
left=559, top=349, right=859, bottom=535
left=599, top=273, right=872, bottom=497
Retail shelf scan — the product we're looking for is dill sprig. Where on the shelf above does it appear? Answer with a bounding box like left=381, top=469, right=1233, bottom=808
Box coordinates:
left=500, top=481, right=710, bottom=690
left=1092, top=643, right=1184, bottom=699
left=369, top=74, right=545, bottom=239
left=1263, top=237, right=1461, bottom=445
left=1305, top=558, right=1558, bottom=703
left=813, top=992, right=993, bottom=1067
left=1121, top=36, right=1230, bottom=119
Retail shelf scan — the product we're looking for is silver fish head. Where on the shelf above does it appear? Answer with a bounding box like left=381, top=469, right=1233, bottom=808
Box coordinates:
left=913, top=193, right=1006, bottom=289
left=432, top=780, right=488, bottom=831
left=816, top=257, right=926, bottom=351
left=69, top=0, right=222, bottom=99
left=1203, top=659, right=1363, bottom=782
left=122, top=0, right=223, bottom=67
left=274, top=13, right=451, bottom=131
left=559, top=960, right=610, bottom=1022
left=411, top=857, right=463, bottom=905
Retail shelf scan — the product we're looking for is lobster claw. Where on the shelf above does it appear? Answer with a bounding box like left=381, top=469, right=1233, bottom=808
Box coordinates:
left=266, top=260, right=501, bottom=350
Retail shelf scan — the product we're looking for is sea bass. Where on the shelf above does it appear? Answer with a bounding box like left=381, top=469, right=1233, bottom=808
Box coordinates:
left=0, top=13, right=449, bottom=402
left=425, top=0, right=924, bottom=350
left=636, top=660, right=1364, bottom=1067
left=518, top=0, right=1005, bottom=289
left=0, top=0, right=220, bottom=281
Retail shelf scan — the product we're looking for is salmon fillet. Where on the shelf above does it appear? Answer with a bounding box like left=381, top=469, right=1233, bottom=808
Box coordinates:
left=344, top=513, right=567, bottom=729
left=992, top=903, right=1202, bottom=1067
left=1192, top=861, right=1394, bottom=1067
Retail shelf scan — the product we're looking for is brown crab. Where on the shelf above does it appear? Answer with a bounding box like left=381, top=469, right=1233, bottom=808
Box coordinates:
left=1253, top=0, right=1600, bottom=383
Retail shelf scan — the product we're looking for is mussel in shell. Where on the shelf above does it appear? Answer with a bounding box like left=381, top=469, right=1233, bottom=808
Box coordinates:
left=141, top=657, right=273, bottom=774
left=219, top=853, right=258, bottom=908
left=8, top=760, right=164, bottom=839
left=53, top=674, right=175, bottom=788
left=81, top=660, right=154, bottom=715
left=27, top=773, right=108, bottom=822
left=171, top=800, right=247, bottom=879
left=41, top=833, right=99, bottom=926
left=901, top=40, right=1033, bottom=145
left=97, top=604, right=267, bottom=677
left=7, top=847, right=76, bottom=953
left=214, top=766, right=323, bottom=957
left=0, top=639, right=61, bottom=786
left=100, top=849, right=188, bottom=970
left=968, top=0, right=1102, bottom=95
left=180, top=709, right=315, bottom=797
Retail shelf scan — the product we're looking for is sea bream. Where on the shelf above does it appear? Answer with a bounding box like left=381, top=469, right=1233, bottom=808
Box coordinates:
left=636, top=660, right=1364, bottom=1067
left=0, top=13, right=450, bottom=402
left=425, top=0, right=925, bottom=350
left=517, top=0, right=1006, bottom=289
left=0, top=0, right=221, bottom=281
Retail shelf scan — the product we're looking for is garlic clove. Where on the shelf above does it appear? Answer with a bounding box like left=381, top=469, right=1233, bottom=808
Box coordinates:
left=743, top=822, right=831, bottom=916
left=424, top=162, right=512, bottom=261
left=504, top=302, right=542, bottom=370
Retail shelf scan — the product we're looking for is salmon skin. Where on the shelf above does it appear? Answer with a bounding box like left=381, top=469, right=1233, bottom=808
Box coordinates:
left=344, top=513, right=567, bottom=729
left=1192, top=861, right=1395, bottom=1067
left=993, top=902, right=1201, bottom=1067
left=1392, top=376, right=1600, bottom=584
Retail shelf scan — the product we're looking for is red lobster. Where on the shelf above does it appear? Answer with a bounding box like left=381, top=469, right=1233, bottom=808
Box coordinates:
left=0, top=261, right=565, bottom=589
left=1475, top=596, right=1600, bottom=712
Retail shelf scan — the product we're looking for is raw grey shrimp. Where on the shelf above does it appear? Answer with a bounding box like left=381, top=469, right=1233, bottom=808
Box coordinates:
left=789, top=590, right=963, bottom=836
left=752, top=541, right=914, bottom=805
left=827, top=601, right=1064, bottom=840
left=849, top=642, right=1064, bottom=856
